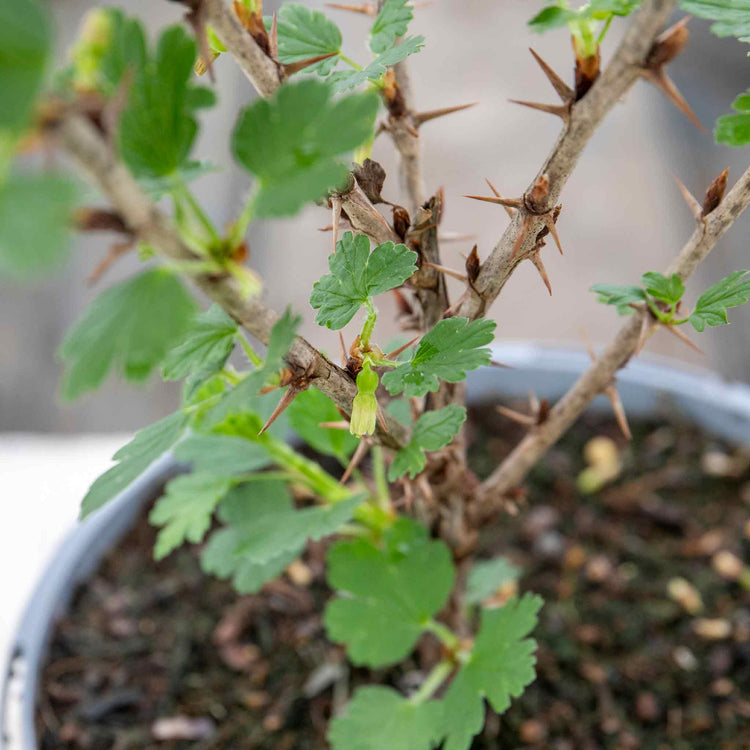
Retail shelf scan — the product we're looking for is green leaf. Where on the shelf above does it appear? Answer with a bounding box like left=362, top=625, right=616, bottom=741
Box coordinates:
left=0, top=0, right=50, bottom=133
left=715, top=89, right=750, bottom=147
left=642, top=271, right=685, bottom=305
left=466, top=557, right=521, bottom=606
left=138, top=160, right=219, bottom=198
left=287, top=388, right=359, bottom=461
left=232, top=79, right=378, bottom=217
left=528, top=5, right=580, bottom=32
left=325, top=519, right=455, bottom=667
left=330, top=36, right=425, bottom=92
left=388, top=404, right=466, bottom=481
left=80, top=411, right=188, bottom=519
left=162, top=305, right=238, bottom=381
left=233, top=493, right=366, bottom=563
left=119, top=25, right=213, bottom=179
left=382, top=318, right=495, bottom=398
left=590, top=282, right=647, bottom=314
left=173, top=433, right=271, bottom=475
left=263, top=307, right=301, bottom=377
left=310, top=232, right=417, bottom=329
left=589, top=0, right=641, bottom=17
left=442, top=594, right=543, bottom=750
left=370, top=0, right=414, bottom=54
left=0, top=175, right=78, bottom=279
left=269, top=4, right=342, bottom=75
left=202, top=480, right=301, bottom=593
left=59, top=269, right=196, bottom=399
left=679, top=0, right=750, bottom=42
left=689, top=270, right=750, bottom=331
left=149, top=473, right=234, bottom=560
left=329, top=687, right=443, bottom=750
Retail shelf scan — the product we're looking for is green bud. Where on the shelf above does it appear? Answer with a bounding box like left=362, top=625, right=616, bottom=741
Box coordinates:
left=350, top=361, right=379, bottom=437
left=71, top=9, right=113, bottom=92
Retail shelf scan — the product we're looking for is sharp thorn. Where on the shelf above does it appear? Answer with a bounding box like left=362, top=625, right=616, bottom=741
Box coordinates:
left=543, top=212, right=563, bottom=255
left=508, top=99, right=569, bottom=120
left=674, top=175, right=703, bottom=221
left=376, top=404, right=389, bottom=433
left=642, top=68, right=705, bottom=133
left=489, top=359, right=513, bottom=369
left=341, top=438, right=370, bottom=483
left=269, top=12, right=278, bottom=59
left=331, top=194, right=342, bottom=252
left=605, top=384, right=632, bottom=441
left=414, top=102, right=477, bottom=127
left=424, top=261, right=468, bottom=282
left=386, top=335, right=420, bottom=360
left=529, top=252, right=552, bottom=295
left=484, top=178, right=515, bottom=218
left=259, top=385, right=300, bottom=435
left=465, top=193, right=523, bottom=209
left=663, top=323, right=704, bottom=354
left=438, top=231, right=477, bottom=242
left=338, top=331, right=348, bottom=367
left=325, top=2, right=376, bottom=16
left=417, top=474, right=434, bottom=502
left=87, top=241, right=134, bottom=285
left=529, top=48, right=574, bottom=102
left=318, top=420, right=351, bottom=430
left=496, top=404, right=536, bottom=426
left=581, top=326, right=597, bottom=362
left=283, top=51, right=338, bottom=76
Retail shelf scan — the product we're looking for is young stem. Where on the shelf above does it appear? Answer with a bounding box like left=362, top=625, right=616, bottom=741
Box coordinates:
left=597, top=15, right=614, bottom=45
left=227, top=188, right=256, bottom=250
left=409, top=660, right=454, bottom=706
left=371, top=445, right=392, bottom=514
left=238, top=334, right=264, bottom=367
left=171, top=176, right=221, bottom=248
left=339, top=54, right=363, bottom=71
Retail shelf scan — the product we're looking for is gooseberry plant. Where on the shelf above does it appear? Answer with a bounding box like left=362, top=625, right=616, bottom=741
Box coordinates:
left=2, top=0, right=750, bottom=746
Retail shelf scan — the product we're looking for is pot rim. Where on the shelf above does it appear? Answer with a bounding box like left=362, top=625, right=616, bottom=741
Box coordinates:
left=2, top=344, right=748, bottom=749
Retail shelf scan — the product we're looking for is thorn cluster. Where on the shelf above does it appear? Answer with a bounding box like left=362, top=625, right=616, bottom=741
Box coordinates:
left=509, top=48, right=575, bottom=122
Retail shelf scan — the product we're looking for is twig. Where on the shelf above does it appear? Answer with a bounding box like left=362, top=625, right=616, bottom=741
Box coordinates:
left=457, top=0, right=678, bottom=319
left=57, top=113, right=408, bottom=450
left=202, top=0, right=282, bottom=96
left=477, top=165, right=750, bottom=506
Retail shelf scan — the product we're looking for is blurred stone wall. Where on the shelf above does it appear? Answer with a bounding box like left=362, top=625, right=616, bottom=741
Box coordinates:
left=1, top=0, right=747, bottom=432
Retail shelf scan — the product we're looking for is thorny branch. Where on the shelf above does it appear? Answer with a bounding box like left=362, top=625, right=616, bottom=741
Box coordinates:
left=476, top=165, right=750, bottom=510
left=57, top=113, right=408, bottom=449
left=457, top=0, right=678, bottom=319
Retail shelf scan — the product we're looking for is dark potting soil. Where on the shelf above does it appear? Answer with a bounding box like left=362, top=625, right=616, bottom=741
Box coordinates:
left=36, top=405, right=750, bottom=749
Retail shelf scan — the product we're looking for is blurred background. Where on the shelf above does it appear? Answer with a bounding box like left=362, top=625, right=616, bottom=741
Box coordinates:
left=1, top=0, right=748, bottom=435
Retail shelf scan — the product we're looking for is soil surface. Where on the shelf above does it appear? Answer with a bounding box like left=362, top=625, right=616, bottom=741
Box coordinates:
left=36, top=405, right=750, bottom=749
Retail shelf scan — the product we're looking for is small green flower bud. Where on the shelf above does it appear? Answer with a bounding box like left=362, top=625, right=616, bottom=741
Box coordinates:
left=71, top=9, right=114, bottom=93
left=350, top=361, right=379, bottom=437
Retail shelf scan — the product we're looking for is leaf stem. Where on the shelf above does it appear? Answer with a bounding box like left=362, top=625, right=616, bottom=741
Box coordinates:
left=339, top=54, right=363, bottom=71
left=597, top=14, right=614, bottom=45
left=409, top=660, right=454, bottom=706
left=360, top=298, right=378, bottom=350
left=425, top=619, right=461, bottom=651
left=227, top=188, right=256, bottom=250
left=238, top=334, right=264, bottom=367
left=171, top=175, right=221, bottom=247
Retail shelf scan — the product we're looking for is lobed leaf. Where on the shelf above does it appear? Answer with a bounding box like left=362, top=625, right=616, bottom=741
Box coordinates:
left=269, top=4, right=342, bottom=75
left=162, top=304, right=238, bottom=381
left=325, top=519, right=455, bottom=667
left=330, top=36, right=425, bottom=92
left=0, top=175, right=78, bottom=279
left=382, top=318, right=495, bottom=398
left=370, top=0, right=414, bottom=54
left=715, top=89, right=750, bottom=147
left=442, top=594, right=543, bottom=750
left=149, top=473, right=233, bottom=560
left=0, top=0, right=50, bottom=133
left=328, top=686, right=443, bottom=750
left=173, top=433, right=271, bottom=476
left=310, top=231, right=417, bottom=329
left=679, top=0, right=750, bottom=42
left=590, top=282, right=647, bottom=314
left=388, top=404, right=466, bottom=480
left=642, top=271, right=685, bottom=305
left=80, top=411, right=188, bottom=519
left=59, top=269, right=196, bottom=399
left=119, top=25, right=214, bottom=179
left=232, top=79, right=378, bottom=217
left=689, top=270, right=750, bottom=331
